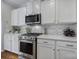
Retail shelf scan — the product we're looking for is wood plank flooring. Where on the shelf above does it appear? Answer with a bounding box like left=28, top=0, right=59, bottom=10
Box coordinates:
left=1, top=51, right=30, bottom=59
left=1, top=51, right=18, bottom=59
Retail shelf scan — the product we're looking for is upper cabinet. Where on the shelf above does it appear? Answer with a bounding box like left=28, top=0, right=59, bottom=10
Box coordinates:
left=41, top=0, right=55, bottom=24
left=26, top=1, right=41, bottom=15
left=11, top=0, right=77, bottom=25
left=11, top=2, right=41, bottom=26
left=18, top=7, right=26, bottom=26
left=41, top=0, right=76, bottom=24
left=56, top=0, right=77, bottom=23
left=33, top=0, right=41, bottom=14
left=26, top=2, right=33, bottom=16
left=11, top=9, right=18, bottom=26
left=11, top=7, right=26, bottom=26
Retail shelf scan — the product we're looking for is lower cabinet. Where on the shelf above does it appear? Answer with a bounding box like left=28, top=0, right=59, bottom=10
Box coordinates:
left=56, top=47, right=77, bottom=59
left=4, top=34, right=12, bottom=52
left=37, top=39, right=55, bottom=59
left=56, top=41, right=77, bottom=59
left=37, top=39, right=77, bottom=59
left=4, top=34, right=19, bottom=54
left=37, top=44, right=55, bottom=59
left=11, top=35, right=19, bottom=54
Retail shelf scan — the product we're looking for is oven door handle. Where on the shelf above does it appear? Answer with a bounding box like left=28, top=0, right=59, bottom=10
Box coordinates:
left=20, top=40, right=34, bottom=43
left=19, top=39, right=34, bottom=41
left=26, top=39, right=34, bottom=41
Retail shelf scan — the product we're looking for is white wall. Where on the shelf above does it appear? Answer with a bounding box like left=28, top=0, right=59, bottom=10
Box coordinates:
left=1, top=1, right=15, bottom=51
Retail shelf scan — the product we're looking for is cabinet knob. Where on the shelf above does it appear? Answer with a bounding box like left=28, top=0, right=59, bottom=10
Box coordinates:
left=57, top=49, right=60, bottom=51
left=53, top=49, right=55, bottom=51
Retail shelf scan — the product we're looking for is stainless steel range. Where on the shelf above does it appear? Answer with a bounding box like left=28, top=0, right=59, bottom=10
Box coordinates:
left=19, top=34, right=37, bottom=59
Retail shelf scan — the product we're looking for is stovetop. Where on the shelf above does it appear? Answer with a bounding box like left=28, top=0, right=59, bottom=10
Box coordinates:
left=19, top=33, right=42, bottom=40
left=21, top=33, right=42, bottom=36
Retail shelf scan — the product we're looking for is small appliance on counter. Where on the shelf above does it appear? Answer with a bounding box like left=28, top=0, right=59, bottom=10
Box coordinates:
left=63, top=27, right=76, bottom=37
left=31, top=25, right=44, bottom=34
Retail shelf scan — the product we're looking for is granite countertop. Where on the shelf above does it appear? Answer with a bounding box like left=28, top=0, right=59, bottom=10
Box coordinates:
left=37, top=35, right=77, bottom=42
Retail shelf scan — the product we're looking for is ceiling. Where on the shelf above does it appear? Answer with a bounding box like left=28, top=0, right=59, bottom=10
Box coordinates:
left=2, top=0, right=47, bottom=8
left=2, top=0, right=34, bottom=8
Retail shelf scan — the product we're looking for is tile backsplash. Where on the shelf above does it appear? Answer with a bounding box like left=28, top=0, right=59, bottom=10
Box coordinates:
left=43, top=24, right=77, bottom=35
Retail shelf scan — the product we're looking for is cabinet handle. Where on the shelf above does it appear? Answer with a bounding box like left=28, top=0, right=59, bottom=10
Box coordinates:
left=43, top=41, right=48, bottom=43
left=66, top=44, right=73, bottom=47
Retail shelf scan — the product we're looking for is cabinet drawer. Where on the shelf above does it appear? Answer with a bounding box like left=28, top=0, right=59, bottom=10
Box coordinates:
left=57, top=41, right=77, bottom=49
left=37, top=39, right=55, bottom=45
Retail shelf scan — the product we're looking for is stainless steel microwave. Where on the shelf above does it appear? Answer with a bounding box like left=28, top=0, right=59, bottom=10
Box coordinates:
left=25, top=14, right=41, bottom=24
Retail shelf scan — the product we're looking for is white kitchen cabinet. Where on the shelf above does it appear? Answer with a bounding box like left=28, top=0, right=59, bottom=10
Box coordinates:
left=33, top=1, right=41, bottom=14
left=37, top=38, right=77, bottom=59
left=41, top=0, right=76, bottom=24
left=56, top=0, right=77, bottom=23
left=18, top=7, right=26, bottom=26
left=11, top=34, right=19, bottom=54
left=37, top=39, right=55, bottom=59
left=56, top=47, right=77, bottom=59
left=26, top=1, right=41, bottom=15
left=11, top=10, right=18, bottom=26
left=11, top=7, right=26, bottom=26
left=41, top=0, right=55, bottom=24
left=26, top=2, right=33, bottom=16
left=4, top=34, right=19, bottom=54
left=4, top=34, right=12, bottom=52
left=37, top=44, right=55, bottom=59
left=56, top=41, right=77, bottom=59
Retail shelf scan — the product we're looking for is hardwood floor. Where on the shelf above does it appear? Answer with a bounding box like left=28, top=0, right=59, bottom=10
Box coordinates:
left=1, top=51, right=30, bottom=59
left=1, top=51, right=18, bottom=59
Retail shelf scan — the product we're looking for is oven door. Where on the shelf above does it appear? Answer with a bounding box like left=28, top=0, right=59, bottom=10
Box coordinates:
left=20, top=40, right=33, bottom=55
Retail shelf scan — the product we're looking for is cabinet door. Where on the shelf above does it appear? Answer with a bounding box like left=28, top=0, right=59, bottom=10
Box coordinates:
left=18, top=7, right=26, bottom=26
left=11, top=10, right=18, bottom=25
left=4, top=34, right=12, bottom=51
left=56, top=47, right=77, bottom=59
left=33, top=1, right=41, bottom=14
left=11, top=35, right=19, bottom=54
left=37, top=44, right=55, bottom=59
left=56, top=0, right=77, bottom=23
left=26, top=2, right=33, bottom=16
left=41, top=0, right=55, bottom=24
